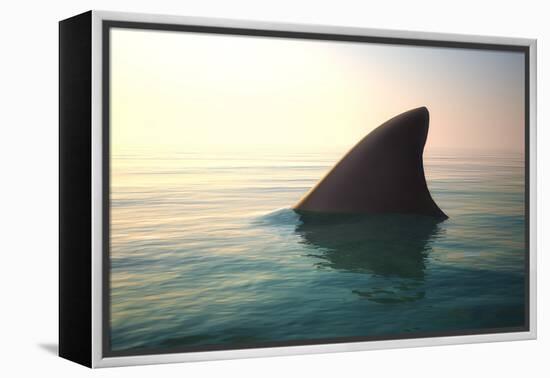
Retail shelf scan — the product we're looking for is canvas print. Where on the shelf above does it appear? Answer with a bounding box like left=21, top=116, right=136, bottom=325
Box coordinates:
left=106, top=26, right=527, bottom=355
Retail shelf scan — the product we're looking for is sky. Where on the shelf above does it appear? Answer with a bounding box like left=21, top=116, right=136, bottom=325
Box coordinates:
left=110, top=28, right=525, bottom=155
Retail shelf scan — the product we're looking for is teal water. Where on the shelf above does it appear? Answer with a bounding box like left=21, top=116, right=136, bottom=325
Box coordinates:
left=109, top=149, right=526, bottom=353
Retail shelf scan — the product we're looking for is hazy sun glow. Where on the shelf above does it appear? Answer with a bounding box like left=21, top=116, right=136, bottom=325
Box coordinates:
left=110, top=28, right=525, bottom=156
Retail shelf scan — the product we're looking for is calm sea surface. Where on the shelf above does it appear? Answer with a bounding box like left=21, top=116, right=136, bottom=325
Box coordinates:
left=109, top=149, right=526, bottom=353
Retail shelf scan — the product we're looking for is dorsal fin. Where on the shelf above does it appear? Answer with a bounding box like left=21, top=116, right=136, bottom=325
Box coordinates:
left=294, top=107, right=447, bottom=219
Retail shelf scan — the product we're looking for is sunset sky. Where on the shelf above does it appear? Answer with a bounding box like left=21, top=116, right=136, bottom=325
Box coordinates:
left=110, top=28, right=525, bottom=155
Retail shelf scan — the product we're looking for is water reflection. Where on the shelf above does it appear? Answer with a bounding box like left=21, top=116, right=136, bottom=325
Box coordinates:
left=295, top=213, right=442, bottom=303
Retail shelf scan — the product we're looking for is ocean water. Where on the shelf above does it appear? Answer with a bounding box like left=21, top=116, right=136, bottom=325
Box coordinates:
left=109, top=148, right=526, bottom=354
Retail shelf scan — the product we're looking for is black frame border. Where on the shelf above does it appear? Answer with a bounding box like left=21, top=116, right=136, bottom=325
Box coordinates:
left=59, top=11, right=93, bottom=367
left=101, top=20, right=531, bottom=358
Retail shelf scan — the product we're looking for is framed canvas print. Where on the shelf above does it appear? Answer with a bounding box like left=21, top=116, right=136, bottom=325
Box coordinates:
left=59, top=10, right=537, bottom=368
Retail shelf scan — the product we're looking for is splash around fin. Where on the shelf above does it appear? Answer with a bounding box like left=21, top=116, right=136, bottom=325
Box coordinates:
left=294, top=107, right=447, bottom=220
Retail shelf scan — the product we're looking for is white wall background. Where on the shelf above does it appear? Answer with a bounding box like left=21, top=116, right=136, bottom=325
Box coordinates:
left=0, top=0, right=546, bottom=376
